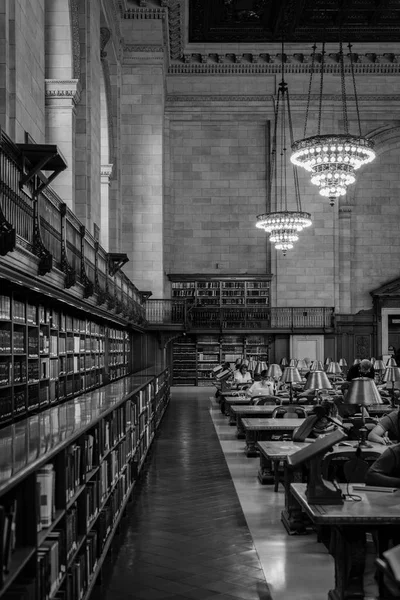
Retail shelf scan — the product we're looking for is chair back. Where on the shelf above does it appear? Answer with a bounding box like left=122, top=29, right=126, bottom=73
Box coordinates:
left=250, top=395, right=280, bottom=406
left=322, top=449, right=381, bottom=483
left=237, top=383, right=252, bottom=391
left=272, top=405, right=307, bottom=418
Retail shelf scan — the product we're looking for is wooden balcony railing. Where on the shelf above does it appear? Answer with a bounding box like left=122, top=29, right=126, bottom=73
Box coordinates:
left=146, top=300, right=334, bottom=330
left=0, top=128, right=145, bottom=326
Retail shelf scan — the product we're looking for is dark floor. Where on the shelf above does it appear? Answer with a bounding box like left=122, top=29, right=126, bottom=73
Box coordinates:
left=91, top=388, right=273, bottom=600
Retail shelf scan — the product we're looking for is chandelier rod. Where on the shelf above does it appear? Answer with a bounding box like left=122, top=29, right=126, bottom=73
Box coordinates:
left=303, top=43, right=316, bottom=139
left=317, top=41, right=326, bottom=136
left=339, top=37, right=349, bottom=135
left=348, top=42, right=363, bottom=136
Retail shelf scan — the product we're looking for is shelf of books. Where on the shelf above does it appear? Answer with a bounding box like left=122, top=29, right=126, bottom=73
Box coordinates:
left=245, top=335, right=269, bottom=362
left=170, top=277, right=271, bottom=308
left=172, top=336, right=197, bottom=386
left=0, top=367, right=170, bottom=600
left=196, top=335, right=220, bottom=386
left=0, top=286, right=132, bottom=427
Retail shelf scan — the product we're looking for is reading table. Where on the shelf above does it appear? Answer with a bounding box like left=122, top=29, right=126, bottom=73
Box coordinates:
left=291, top=482, right=400, bottom=600
left=241, top=417, right=306, bottom=457
left=230, top=405, right=313, bottom=438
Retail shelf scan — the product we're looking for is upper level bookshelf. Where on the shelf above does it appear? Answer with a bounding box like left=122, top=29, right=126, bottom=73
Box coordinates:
left=169, top=275, right=271, bottom=308
left=0, top=367, right=170, bottom=600
left=0, top=282, right=132, bottom=428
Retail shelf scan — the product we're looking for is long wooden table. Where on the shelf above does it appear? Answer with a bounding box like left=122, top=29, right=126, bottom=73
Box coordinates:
left=258, top=440, right=386, bottom=535
left=230, top=405, right=313, bottom=438
left=291, top=482, right=400, bottom=600
left=241, top=417, right=305, bottom=457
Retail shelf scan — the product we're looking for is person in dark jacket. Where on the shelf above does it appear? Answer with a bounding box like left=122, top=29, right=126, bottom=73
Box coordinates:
left=346, top=359, right=375, bottom=382
left=365, top=443, right=400, bottom=487
left=368, top=409, right=400, bottom=445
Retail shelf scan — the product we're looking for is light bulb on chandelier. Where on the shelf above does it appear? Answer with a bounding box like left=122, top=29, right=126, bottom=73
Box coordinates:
left=290, top=39, right=376, bottom=206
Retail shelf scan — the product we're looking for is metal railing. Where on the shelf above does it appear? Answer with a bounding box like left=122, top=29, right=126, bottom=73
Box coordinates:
left=0, top=128, right=145, bottom=325
left=146, top=300, right=334, bottom=330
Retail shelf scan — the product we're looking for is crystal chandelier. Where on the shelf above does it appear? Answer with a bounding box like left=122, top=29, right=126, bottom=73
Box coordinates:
left=256, top=59, right=312, bottom=256
left=291, top=39, right=376, bottom=206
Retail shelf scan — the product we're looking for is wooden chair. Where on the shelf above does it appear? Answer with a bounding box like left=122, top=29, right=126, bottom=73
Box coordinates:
left=321, top=449, right=381, bottom=484
left=250, top=395, right=280, bottom=406
left=271, top=405, right=307, bottom=419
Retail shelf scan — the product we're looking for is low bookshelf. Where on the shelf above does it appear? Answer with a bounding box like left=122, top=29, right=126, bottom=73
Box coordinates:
left=0, top=366, right=170, bottom=600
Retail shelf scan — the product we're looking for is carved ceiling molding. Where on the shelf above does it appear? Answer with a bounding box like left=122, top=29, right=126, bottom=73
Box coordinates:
left=123, top=7, right=165, bottom=19
left=166, top=94, right=400, bottom=104
left=123, top=44, right=164, bottom=52
left=45, top=79, right=82, bottom=104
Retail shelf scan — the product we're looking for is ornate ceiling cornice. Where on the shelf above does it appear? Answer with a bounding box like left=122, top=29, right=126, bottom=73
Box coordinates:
left=123, top=44, right=164, bottom=53
left=45, top=79, right=82, bottom=105
left=166, top=94, right=400, bottom=104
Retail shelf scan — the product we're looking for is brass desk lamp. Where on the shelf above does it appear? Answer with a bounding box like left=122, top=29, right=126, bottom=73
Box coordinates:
left=281, top=366, right=302, bottom=404
left=382, top=366, right=400, bottom=408
left=304, top=370, right=333, bottom=401
left=344, top=377, right=384, bottom=446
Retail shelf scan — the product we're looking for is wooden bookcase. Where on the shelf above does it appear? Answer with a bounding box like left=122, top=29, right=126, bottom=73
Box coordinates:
left=0, top=367, right=170, bottom=599
left=172, top=334, right=270, bottom=386
left=170, top=276, right=271, bottom=308
left=0, top=284, right=132, bottom=427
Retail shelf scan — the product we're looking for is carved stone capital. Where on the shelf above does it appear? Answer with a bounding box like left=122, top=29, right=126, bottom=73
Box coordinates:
left=101, top=164, right=114, bottom=183
left=339, top=206, right=352, bottom=216
left=45, top=79, right=82, bottom=105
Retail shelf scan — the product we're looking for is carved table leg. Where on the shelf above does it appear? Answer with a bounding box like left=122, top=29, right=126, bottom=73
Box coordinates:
left=257, top=451, right=274, bottom=485
left=236, top=417, right=245, bottom=439
left=328, top=526, right=366, bottom=600
left=281, top=465, right=308, bottom=535
left=228, top=408, right=236, bottom=425
left=245, top=430, right=258, bottom=457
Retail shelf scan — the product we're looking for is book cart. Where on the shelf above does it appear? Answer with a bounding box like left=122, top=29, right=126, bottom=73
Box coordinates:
left=0, top=366, right=170, bottom=600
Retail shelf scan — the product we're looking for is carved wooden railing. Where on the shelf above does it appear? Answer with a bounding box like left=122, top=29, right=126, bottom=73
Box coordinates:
left=0, top=128, right=145, bottom=326
left=146, top=300, right=334, bottom=330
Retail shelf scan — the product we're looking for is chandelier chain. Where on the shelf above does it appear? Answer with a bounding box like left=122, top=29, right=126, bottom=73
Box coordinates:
left=317, top=42, right=326, bottom=136
left=348, top=42, right=362, bottom=137
left=285, top=81, right=302, bottom=211
left=303, top=43, right=316, bottom=139
left=339, top=39, right=349, bottom=135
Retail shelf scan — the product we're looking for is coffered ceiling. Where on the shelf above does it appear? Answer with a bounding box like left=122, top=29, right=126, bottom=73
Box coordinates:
left=188, top=0, right=400, bottom=43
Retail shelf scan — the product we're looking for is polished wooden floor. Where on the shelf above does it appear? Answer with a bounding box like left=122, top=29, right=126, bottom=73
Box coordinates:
left=91, top=387, right=379, bottom=600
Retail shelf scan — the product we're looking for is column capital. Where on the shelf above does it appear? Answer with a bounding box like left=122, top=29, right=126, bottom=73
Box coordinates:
left=45, top=79, right=82, bottom=105
left=339, top=205, right=352, bottom=216
left=101, top=164, right=114, bottom=183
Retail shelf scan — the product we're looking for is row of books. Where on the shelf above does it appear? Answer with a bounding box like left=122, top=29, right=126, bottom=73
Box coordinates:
left=37, top=464, right=56, bottom=529
left=38, top=530, right=65, bottom=599
left=0, top=328, right=11, bottom=353
left=65, top=530, right=98, bottom=600
left=0, top=500, right=17, bottom=586
left=0, top=296, right=11, bottom=320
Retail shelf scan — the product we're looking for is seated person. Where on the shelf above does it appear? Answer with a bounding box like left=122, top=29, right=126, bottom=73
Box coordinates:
left=346, top=359, right=375, bottom=381
left=368, top=409, right=400, bottom=445
left=293, top=399, right=346, bottom=442
left=246, top=370, right=274, bottom=398
left=365, top=443, right=400, bottom=487
left=233, top=364, right=252, bottom=385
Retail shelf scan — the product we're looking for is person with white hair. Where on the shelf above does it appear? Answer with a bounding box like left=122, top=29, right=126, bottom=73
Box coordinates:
left=346, top=359, right=375, bottom=381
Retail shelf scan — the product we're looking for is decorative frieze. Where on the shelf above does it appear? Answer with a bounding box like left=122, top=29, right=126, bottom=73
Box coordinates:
left=123, top=44, right=164, bottom=52
left=166, top=94, right=400, bottom=104
left=45, top=80, right=82, bottom=105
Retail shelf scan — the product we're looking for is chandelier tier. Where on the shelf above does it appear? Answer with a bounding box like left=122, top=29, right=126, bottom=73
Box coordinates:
left=291, top=40, right=376, bottom=206
left=256, top=58, right=312, bottom=257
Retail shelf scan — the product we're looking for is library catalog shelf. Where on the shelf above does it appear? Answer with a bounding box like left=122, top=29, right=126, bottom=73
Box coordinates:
left=0, top=367, right=170, bottom=599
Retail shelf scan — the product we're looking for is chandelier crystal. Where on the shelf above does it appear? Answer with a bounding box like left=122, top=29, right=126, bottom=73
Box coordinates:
left=291, top=41, right=376, bottom=206
left=255, top=49, right=312, bottom=256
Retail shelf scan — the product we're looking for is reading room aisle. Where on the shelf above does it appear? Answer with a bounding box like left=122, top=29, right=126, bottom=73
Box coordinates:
left=90, top=387, right=378, bottom=600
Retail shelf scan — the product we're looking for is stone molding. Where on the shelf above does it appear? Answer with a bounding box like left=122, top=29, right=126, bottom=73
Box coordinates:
left=45, top=79, right=82, bottom=105
left=123, top=44, right=164, bottom=53
left=123, top=7, right=165, bottom=19
left=166, top=94, right=400, bottom=103
left=101, top=164, right=114, bottom=182
left=339, top=206, right=352, bottom=215
left=70, top=0, right=80, bottom=79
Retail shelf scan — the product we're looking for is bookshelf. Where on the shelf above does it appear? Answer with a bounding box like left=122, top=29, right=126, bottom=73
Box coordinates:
left=0, top=284, right=132, bottom=427
left=170, top=276, right=271, bottom=308
left=172, top=336, right=197, bottom=386
left=0, top=367, right=170, bottom=600
left=196, top=335, right=220, bottom=386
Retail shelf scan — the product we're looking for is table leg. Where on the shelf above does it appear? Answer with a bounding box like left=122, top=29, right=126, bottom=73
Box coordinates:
left=228, top=408, right=236, bottom=426
left=281, top=465, right=308, bottom=535
left=245, top=431, right=258, bottom=457
left=236, top=417, right=245, bottom=439
left=257, top=451, right=275, bottom=485
left=328, top=526, right=366, bottom=600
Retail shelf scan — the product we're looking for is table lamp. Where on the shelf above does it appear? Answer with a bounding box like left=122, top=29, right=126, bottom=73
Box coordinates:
left=296, top=359, right=309, bottom=376
left=353, top=358, right=361, bottom=365
left=280, top=358, right=288, bottom=368
left=370, top=357, right=376, bottom=366
left=344, top=377, right=384, bottom=447
left=310, top=360, right=324, bottom=371
left=386, top=357, right=397, bottom=367
left=326, top=361, right=343, bottom=381
left=254, top=361, right=268, bottom=377
left=248, top=359, right=257, bottom=376
left=324, top=357, right=332, bottom=370
left=382, top=366, right=400, bottom=407
left=338, top=358, right=348, bottom=373
left=373, top=359, right=385, bottom=383
left=280, top=366, right=302, bottom=403
left=304, top=370, right=333, bottom=401
left=289, top=358, right=298, bottom=367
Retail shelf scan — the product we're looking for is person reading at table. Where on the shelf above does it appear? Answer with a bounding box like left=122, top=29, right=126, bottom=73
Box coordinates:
left=368, top=409, right=400, bottom=445
left=365, top=443, right=400, bottom=487
left=233, top=363, right=252, bottom=385
left=346, top=358, right=375, bottom=381
left=246, top=370, right=274, bottom=398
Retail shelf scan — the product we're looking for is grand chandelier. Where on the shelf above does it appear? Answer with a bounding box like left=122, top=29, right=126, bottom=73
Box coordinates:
left=256, top=64, right=312, bottom=256
left=291, top=40, right=376, bottom=206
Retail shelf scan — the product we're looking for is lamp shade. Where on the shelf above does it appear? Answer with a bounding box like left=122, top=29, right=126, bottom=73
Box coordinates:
left=280, top=358, right=288, bottom=367
left=338, top=358, right=348, bottom=367
left=373, top=360, right=385, bottom=372
left=235, top=358, right=242, bottom=366
left=353, top=358, right=361, bottom=365
left=386, top=357, right=397, bottom=367
left=289, top=359, right=298, bottom=367
left=382, top=366, right=400, bottom=383
left=254, top=361, right=268, bottom=376
left=304, top=370, right=332, bottom=391
left=241, top=359, right=250, bottom=367
left=345, top=377, right=383, bottom=406
left=324, top=357, right=332, bottom=366
left=326, top=361, right=342, bottom=375
left=248, top=359, right=257, bottom=373
left=266, top=364, right=282, bottom=379
left=370, top=358, right=376, bottom=366
left=310, top=360, right=324, bottom=371
left=296, top=359, right=309, bottom=371
left=281, top=366, right=302, bottom=384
